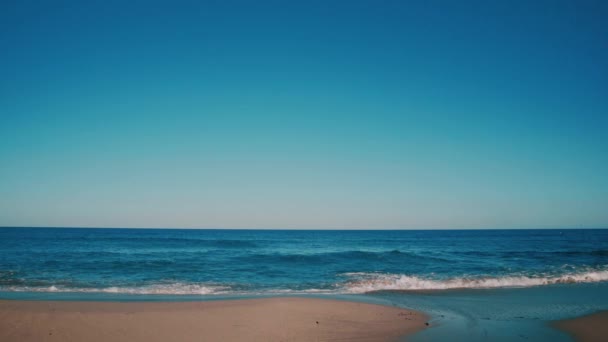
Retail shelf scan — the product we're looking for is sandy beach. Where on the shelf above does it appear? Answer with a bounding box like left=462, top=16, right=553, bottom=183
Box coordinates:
left=0, top=297, right=427, bottom=342
left=554, top=311, right=608, bottom=342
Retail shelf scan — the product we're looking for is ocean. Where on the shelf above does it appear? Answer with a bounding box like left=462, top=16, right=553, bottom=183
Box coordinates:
left=2, top=227, right=608, bottom=340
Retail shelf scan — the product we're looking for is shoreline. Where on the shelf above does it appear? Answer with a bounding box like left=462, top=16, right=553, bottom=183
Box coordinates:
left=553, top=311, right=608, bottom=342
left=0, top=297, right=427, bottom=342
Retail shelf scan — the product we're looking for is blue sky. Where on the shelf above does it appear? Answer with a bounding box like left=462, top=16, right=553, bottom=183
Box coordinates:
left=1, top=0, right=607, bottom=229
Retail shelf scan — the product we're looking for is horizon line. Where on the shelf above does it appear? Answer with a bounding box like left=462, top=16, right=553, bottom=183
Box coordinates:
left=1, top=226, right=606, bottom=231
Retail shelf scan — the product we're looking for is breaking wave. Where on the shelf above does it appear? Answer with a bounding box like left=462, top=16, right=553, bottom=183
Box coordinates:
left=1, top=283, right=231, bottom=295
left=340, top=269, right=608, bottom=293
left=2, top=270, right=608, bottom=296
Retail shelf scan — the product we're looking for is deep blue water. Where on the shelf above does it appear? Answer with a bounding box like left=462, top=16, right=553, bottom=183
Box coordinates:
left=1, top=228, right=608, bottom=341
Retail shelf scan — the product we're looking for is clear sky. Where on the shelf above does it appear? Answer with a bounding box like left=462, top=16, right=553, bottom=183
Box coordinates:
left=1, top=0, right=607, bottom=229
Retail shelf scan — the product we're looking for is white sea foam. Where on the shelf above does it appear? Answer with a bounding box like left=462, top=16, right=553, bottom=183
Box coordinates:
left=2, top=283, right=230, bottom=295
left=340, top=270, right=608, bottom=293
left=3, top=271, right=608, bottom=296
left=0, top=284, right=337, bottom=296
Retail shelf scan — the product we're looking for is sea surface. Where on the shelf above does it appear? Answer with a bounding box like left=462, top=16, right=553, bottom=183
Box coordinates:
left=1, top=228, right=608, bottom=341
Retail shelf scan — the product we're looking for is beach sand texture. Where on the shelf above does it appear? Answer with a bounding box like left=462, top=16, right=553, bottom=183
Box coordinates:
left=0, top=297, right=427, bottom=342
left=555, top=311, right=608, bottom=342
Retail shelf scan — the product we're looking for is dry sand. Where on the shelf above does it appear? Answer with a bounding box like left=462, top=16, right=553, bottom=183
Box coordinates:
left=0, top=297, right=427, bottom=342
left=554, top=311, right=608, bottom=342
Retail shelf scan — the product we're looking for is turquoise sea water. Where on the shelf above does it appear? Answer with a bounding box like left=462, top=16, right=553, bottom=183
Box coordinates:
left=1, top=228, right=607, bottom=340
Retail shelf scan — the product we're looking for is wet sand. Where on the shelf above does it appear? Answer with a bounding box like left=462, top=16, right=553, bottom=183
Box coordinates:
left=0, top=297, right=427, bottom=342
left=554, top=311, right=608, bottom=342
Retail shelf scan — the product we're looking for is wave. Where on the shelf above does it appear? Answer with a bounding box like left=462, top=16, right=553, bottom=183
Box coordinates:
left=3, top=270, right=608, bottom=296
left=0, top=283, right=231, bottom=295
left=340, top=269, right=608, bottom=293
left=0, top=283, right=339, bottom=296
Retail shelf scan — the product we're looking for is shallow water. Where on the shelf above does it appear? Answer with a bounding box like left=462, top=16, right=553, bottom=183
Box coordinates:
left=360, top=282, right=608, bottom=341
